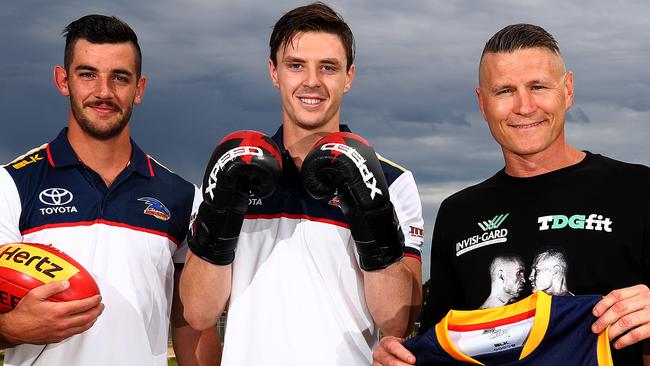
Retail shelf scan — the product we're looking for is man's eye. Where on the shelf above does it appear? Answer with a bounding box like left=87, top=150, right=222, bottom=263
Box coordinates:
left=322, top=65, right=336, bottom=72
left=114, top=76, right=129, bottom=82
left=531, top=85, right=546, bottom=91
left=288, top=64, right=303, bottom=70
left=496, top=88, right=512, bottom=95
left=80, top=72, right=95, bottom=79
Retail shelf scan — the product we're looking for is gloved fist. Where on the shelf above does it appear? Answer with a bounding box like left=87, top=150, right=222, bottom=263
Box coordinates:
left=301, top=132, right=404, bottom=271
left=189, top=131, right=282, bottom=265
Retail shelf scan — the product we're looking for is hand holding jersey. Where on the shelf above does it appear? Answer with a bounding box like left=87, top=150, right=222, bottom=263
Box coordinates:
left=188, top=131, right=282, bottom=265
left=373, top=336, right=416, bottom=366
left=301, top=132, right=405, bottom=271
left=592, top=284, right=650, bottom=350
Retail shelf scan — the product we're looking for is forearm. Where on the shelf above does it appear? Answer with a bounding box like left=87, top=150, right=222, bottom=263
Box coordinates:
left=0, top=316, right=15, bottom=348
left=172, top=324, right=221, bottom=366
left=364, top=257, right=422, bottom=337
left=179, top=252, right=232, bottom=330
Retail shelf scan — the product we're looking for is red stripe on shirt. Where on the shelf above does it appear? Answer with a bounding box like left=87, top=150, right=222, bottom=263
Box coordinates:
left=244, top=213, right=350, bottom=229
left=146, top=155, right=155, bottom=177
left=20, top=219, right=180, bottom=245
left=404, top=252, right=422, bottom=262
left=46, top=144, right=55, bottom=167
left=448, top=309, right=537, bottom=332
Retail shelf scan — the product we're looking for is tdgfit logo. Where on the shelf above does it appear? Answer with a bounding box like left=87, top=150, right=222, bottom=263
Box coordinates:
left=38, top=188, right=78, bottom=215
left=456, top=213, right=509, bottom=257
left=538, top=214, right=613, bottom=232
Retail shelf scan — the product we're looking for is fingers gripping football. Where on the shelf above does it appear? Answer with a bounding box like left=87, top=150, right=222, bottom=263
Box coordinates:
left=188, top=131, right=282, bottom=265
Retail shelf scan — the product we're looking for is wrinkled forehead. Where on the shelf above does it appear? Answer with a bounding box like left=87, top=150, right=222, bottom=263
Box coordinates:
left=478, top=47, right=566, bottom=83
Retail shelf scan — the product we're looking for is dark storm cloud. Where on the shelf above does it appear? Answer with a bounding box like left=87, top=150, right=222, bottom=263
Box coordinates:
left=3, top=0, right=650, bottom=279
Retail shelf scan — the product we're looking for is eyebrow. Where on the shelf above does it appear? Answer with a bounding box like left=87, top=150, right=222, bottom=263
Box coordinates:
left=282, top=56, right=342, bottom=67
left=321, top=58, right=342, bottom=66
left=489, top=78, right=553, bottom=92
left=75, top=64, right=134, bottom=77
left=282, top=56, right=305, bottom=64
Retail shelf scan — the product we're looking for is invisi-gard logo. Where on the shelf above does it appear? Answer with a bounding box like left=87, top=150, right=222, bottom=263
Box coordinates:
left=478, top=213, right=509, bottom=231
left=456, top=214, right=509, bottom=256
left=538, top=214, right=613, bottom=232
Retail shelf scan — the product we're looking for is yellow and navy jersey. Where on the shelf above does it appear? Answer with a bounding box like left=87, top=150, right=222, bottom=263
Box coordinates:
left=405, top=291, right=612, bottom=365
left=0, top=128, right=200, bottom=366
left=219, top=125, right=424, bottom=366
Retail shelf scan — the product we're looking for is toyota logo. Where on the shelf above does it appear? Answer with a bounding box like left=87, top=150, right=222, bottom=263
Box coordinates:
left=39, top=188, right=74, bottom=206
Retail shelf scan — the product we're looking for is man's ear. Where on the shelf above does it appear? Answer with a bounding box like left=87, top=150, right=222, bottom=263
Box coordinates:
left=269, top=59, right=280, bottom=89
left=497, top=269, right=505, bottom=282
left=343, top=64, right=355, bottom=93
left=552, top=265, right=561, bottom=278
left=476, top=87, right=488, bottom=122
left=54, top=66, right=70, bottom=96
left=133, top=75, right=147, bottom=105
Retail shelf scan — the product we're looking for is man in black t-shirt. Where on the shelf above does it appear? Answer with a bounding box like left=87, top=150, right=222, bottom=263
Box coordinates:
left=372, top=23, right=650, bottom=366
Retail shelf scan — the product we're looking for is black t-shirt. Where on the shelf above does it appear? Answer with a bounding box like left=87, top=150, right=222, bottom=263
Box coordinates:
left=421, top=152, right=650, bottom=365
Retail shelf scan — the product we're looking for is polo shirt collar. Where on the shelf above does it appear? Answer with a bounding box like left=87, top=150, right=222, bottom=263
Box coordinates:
left=270, top=124, right=352, bottom=155
left=46, top=127, right=154, bottom=177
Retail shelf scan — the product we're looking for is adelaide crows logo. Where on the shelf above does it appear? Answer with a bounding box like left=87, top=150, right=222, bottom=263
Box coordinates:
left=138, top=197, right=171, bottom=221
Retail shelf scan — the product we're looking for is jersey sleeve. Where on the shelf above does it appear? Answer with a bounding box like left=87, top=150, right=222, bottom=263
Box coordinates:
left=172, top=184, right=202, bottom=264
left=389, top=170, right=424, bottom=260
left=0, top=167, right=22, bottom=244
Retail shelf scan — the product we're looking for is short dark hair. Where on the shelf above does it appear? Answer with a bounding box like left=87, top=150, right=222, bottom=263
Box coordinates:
left=269, top=2, right=355, bottom=71
left=481, top=23, right=560, bottom=61
left=63, top=14, right=142, bottom=77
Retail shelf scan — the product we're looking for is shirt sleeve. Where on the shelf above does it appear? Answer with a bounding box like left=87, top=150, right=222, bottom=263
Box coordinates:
left=172, top=184, right=202, bottom=264
left=0, top=167, right=22, bottom=244
left=389, top=170, right=424, bottom=260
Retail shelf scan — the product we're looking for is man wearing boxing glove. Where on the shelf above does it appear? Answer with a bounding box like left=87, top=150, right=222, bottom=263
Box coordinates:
left=179, top=3, right=425, bottom=365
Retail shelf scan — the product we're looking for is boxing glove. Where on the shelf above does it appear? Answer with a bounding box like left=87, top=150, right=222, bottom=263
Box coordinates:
left=188, top=131, right=282, bottom=265
left=301, top=132, right=404, bottom=271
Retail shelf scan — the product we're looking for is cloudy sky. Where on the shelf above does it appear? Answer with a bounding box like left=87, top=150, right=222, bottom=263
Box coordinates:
left=2, top=1, right=649, bottom=279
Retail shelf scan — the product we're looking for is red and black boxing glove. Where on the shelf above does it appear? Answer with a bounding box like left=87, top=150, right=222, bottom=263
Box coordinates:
left=301, top=132, right=405, bottom=271
left=188, top=131, right=282, bottom=265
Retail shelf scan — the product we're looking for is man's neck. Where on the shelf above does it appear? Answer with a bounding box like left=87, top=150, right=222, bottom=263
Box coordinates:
left=503, top=144, right=586, bottom=178
left=67, top=123, right=132, bottom=187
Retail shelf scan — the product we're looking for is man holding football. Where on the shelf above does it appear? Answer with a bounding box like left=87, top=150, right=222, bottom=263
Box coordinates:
left=0, top=14, right=218, bottom=365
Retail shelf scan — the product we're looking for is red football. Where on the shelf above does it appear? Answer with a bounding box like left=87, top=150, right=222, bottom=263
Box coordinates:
left=0, top=242, right=100, bottom=313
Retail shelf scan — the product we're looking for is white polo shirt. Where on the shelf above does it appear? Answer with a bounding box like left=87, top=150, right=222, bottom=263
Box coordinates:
left=0, top=128, right=199, bottom=366
left=220, top=126, right=424, bottom=365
